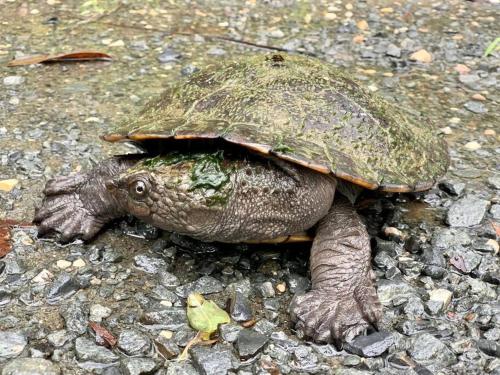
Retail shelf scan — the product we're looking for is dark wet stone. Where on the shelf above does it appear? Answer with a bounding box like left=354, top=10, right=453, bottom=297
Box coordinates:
left=258, top=281, right=275, bottom=298
left=386, top=44, right=402, bottom=58
left=140, top=307, right=186, bottom=330
left=134, top=255, right=166, bottom=274
left=1, top=358, right=60, bottom=375
left=478, top=339, right=500, bottom=358
left=439, top=180, right=466, bottom=196
left=447, top=196, right=489, bottom=227
left=166, top=362, right=199, bottom=375
left=175, top=276, right=224, bottom=298
left=75, top=337, right=119, bottom=363
left=287, top=273, right=310, bottom=294
left=220, top=323, right=243, bottom=343
left=464, top=101, right=488, bottom=114
left=154, top=335, right=180, bottom=359
left=483, top=272, right=500, bottom=285
left=230, top=291, right=253, bottom=322
left=408, top=333, right=457, bottom=369
left=0, top=290, right=12, bottom=306
left=190, top=344, right=239, bottom=375
left=157, top=48, right=181, bottom=63
left=46, top=272, right=80, bottom=303
left=237, top=329, right=269, bottom=358
left=421, top=246, right=446, bottom=279
left=344, top=331, right=394, bottom=357
left=172, top=326, right=196, bottom=347
left=60, top=300, right=88, bottom=335
left=118, top=329, right=151, bottom=356
left=374, top=250, right=398, bottom=270
left=0, top=331, right=27, bottom=359
left=0, top=261, right=5, bottom=275
left=120, top=357, right=158, bottom=375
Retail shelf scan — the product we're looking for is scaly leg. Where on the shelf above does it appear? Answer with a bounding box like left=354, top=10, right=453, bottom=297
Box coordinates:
left=290, top=196, right=381, bottom=347
left=34, top=155, right=141, bottom=241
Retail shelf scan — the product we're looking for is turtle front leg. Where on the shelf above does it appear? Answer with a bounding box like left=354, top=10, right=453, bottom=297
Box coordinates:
left=34, top=155, right=141, bottom=241
left=290, top=196, right=381, bottom=347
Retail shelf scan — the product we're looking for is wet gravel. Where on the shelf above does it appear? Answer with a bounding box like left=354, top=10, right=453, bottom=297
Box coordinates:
left=1, top=0, right=499, bottom=374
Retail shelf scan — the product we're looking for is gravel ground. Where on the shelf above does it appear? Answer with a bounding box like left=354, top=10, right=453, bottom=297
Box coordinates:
left=1, top=0, right=499, bottom=374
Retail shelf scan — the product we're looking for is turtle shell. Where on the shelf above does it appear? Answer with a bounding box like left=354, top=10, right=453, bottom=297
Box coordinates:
left=104, top=54, right=448, bottom=192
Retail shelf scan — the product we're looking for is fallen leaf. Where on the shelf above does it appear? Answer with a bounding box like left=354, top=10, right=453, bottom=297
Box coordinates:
left=450, top=255, right=467, bottom=273
left=0, top=219, right=33, bottom=258
left=7, top=51, right=112, bottom=67
left=89, top=322, right=117, bottom=348
left=409, top=49, right=432, bottom=63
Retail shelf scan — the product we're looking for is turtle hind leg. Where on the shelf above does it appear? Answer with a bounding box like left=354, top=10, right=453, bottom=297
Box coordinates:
left=34, top=156, right=140, bottom=242
left=290, top=196, right=381, bottom=347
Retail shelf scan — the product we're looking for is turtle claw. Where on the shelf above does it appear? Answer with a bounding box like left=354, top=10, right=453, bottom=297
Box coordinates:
left=34, top=174, right=106, bottom=242
left=290, top=279, right=382, bottom=347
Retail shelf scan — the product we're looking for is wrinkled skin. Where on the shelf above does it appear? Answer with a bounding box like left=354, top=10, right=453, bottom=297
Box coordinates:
left=34, top=152, right=381, bottom=346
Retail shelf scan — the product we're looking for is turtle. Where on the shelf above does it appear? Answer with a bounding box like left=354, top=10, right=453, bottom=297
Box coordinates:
left=34, top=53, right=448, bottom=346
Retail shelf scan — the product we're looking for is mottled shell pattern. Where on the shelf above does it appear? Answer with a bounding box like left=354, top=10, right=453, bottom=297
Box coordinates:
left=104, top=53, right=449, bottom=192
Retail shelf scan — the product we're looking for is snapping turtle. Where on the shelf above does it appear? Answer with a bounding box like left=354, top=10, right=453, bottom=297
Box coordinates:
left=34, top=54, right=448, bottom=345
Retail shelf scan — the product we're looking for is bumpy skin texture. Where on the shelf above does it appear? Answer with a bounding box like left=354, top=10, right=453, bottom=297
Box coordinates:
left=35, top=153, right=381, bottom=345
left=106, top=53, right=449, bottom=192
left=290, top=197, right=382, bottom=346
left=34, top=156, right=140, bottom=241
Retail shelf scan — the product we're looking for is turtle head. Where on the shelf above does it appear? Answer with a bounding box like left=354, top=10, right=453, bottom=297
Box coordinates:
left=104, top=155, right=232, bottom=238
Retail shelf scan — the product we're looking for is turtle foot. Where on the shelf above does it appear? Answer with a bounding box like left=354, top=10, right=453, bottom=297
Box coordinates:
left=290, top=278, right=381, bottom=348
left=34, top=175, right=105, bottom=242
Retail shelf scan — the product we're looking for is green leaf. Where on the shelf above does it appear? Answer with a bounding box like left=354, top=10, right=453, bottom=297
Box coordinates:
left=186, top=293, right=230, bottom=335
left=483, top=37, right=500, bottom=57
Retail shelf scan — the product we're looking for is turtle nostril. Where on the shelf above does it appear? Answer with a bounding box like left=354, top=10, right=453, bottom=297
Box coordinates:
left=105, top=179, right=118, bottom=191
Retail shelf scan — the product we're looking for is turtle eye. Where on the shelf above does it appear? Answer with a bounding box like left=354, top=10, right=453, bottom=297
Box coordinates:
left=129, top=179, right=148, bottom=200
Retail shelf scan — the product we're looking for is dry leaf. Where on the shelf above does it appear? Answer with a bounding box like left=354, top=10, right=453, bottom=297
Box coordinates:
left=0, top=219, right=33, bottom=258
left=89, top=322, right=117, bottom=348
left=8, top=51, right=112, bottom=67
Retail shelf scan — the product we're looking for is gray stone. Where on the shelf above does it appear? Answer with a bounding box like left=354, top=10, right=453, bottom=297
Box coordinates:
left=0, top=331, right=27, bottom=359
left=61, top=301, right=88, bottom=335
left=377, top=279, right=415, bottom=305
left=158, top=270, right=180, bottom=288
left=464, top=101, right=488, bottom=114
left=74, top=337, right=119, bottom=363
left=220, top=323, right=243, bottom=343
left=134, top=255, right=166, bottom=274
left=175, top=276, right=224, bottom=298
left=344, top=331, right=394, bottom=357
left=166, top=362, right=199, bottom=375
left=439, top=180, right=466, bottom=196
left=230, top=292, right=253, bottom=322
left=140, top=307, right=187, bottom=330
left=287, top=274, right=310, bottom=294
left=3, top=76, right=25, bottom=86
left=121, top=358, right=158, bottom=375
left=237, top=329, right=269, bottom=358
left=118, top=329, right=151, bottom=355
left=490, top=204, right=500, bottom=220
left=1, top=358, right=60, bottom=375
left=154, top=335, right=180, bottom=359
left=157, top=48, right=181, bottom=63
left=207, top=47, right=226, bottom=56
left=421, top=246, right=446, bottom=279
left=46, top=272, right=80, bottom=303
left=408, top=333, right=457, bottom=369
left=47, top=330, right=70, bottom=347
left=447, top=195, right=489, bottom=227
left=487, top=175, right=500, bottom=190
left=258, top=281, right=275, bottom=298
left=477, top=339, right=500, bottom=358
left=386, top=43, right=402, bottom=57
left=191, top=344, right=239, bottom=375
